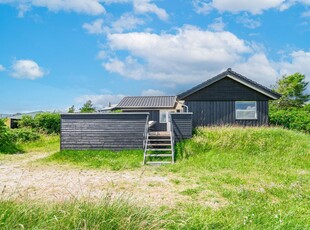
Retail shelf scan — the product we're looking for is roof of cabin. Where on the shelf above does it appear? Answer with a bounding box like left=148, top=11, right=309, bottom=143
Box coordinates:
left=178, top=68, right=281, bottom=100
left=115, top=96, right=177, bottom=109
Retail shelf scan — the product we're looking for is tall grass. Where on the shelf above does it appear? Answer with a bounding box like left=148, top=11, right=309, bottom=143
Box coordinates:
left=21, top=134, right=60, bottom=153
left=164, top=126, right=310, bottom=229
left=0, top=199, right=162, bottom=230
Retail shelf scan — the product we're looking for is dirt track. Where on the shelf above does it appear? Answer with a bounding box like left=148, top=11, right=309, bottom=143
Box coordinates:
left=0, top=152, right=226, bottom=208
left=0, top=152, right=185, bottom=206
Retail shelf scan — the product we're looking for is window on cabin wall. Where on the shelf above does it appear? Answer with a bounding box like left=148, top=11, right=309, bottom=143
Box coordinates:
left=159, top=111, right=166, bottom=123
left=159, top=111, right=175, bottom=123
left=235, top=101, right=257, bottom=120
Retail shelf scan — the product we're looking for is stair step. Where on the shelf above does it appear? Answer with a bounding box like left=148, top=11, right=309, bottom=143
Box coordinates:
left=148, top=143, right=171, bottom=146
left=146, top=161, right=172, bottom=165
left=145, top=154, right=173, bottom=157
left=148, top=139, right=171, bottom=142
left=146, top=148, right=172, bottom=151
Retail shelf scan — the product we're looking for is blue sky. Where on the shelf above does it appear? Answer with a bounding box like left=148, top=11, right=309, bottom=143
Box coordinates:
left=0, top=0, right=310, bottom=113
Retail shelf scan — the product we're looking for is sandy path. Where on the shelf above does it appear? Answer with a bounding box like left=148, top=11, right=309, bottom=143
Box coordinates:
left=0, top=152, right=185, bottom=206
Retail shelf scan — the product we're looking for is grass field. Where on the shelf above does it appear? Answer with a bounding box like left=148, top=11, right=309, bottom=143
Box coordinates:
left=1, top=127, right=309, bottom=229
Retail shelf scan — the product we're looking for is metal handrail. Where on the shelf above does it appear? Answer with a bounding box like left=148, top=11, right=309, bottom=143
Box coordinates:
left=169, top=114, right=175, bottom=163
left=143, top=114, right=149, bottom=150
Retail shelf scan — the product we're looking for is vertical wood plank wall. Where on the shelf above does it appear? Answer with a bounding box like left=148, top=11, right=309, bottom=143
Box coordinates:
left=185, top=101, right=269, bottom=127
left=170, top=113, right=193, bottom=141
left=61, top=113, right=149, bottom=151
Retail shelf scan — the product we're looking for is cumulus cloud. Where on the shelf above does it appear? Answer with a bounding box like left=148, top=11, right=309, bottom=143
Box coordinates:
left=141, top=89, right=165, bottom=96
left=104, top=26, right=251, bottom=84
left=133, top=0, right=169, bottom=21
left=233, top=53, right=278, bottom=86
left=75, top=94, right=125, bottom=107
left=11, top=59, right=47, bottom=80
left=83, top=19, right=104, bottom=34
left=0, top=64, right=5, bottom=71
left=102, top=24, right=310, bottom=90
left=0, top=0, right=106, bottom=16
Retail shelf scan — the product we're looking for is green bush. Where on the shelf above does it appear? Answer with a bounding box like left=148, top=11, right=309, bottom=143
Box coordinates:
left=18, top=115, right=36, bottom=128
left=18, top=113, right=60, bottom=134
left=0, top=119, right=22, bottom=154
left=10, top=128, right=40, bottom=143
left=269, top=107, right=310, bottom=133
left=34, top=113, right=60, bottom=134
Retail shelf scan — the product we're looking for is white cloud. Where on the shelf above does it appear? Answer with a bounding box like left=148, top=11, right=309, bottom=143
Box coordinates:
left=82, top=19, right=104, bottom=34
left=0, top=64, right=5, bottom=71
left=75, top=94, right=125, bottom=107
left=11, top=59, right=47, bottom=80
left=237, top=14, right=261, bottom=29
left=233, top=53, right=278, bottom=86
left=192, top=0, right=292, bottom=14
left=278, top=51, right=310, bottom=82
left=102, top=24, right=310, bottom=89
left=104, top=25, right=252, bottom=84
left=133, top=0, right=169, bottom=21
left=0, top=0, right=105, bottom=16
left=141, top=89, right=165, bottom=96
left=192, top=0, right=212, bottom=14
left=83, top=14, right=144, bottom=35
left=111, top=13, right=144, bottom=33
left=208, top=17, right=225, bottom=31
left=233, top=51, right=310, bottom=88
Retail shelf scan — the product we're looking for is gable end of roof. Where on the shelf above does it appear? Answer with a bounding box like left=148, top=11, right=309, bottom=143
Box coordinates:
left=178, top=69, right=281, bottom=100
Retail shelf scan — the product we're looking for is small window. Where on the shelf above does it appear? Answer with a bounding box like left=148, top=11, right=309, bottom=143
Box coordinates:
left=160, top=111, right=168, bottom=123
left=235, top=101, right=257, bottom=120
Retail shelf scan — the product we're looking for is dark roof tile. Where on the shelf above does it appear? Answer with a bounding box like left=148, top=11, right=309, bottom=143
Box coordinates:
left=116, top=96, right=177, bottom=109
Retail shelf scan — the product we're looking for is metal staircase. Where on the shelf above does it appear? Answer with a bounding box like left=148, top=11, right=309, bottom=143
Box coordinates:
left=143, top=131, right=175, bottom=165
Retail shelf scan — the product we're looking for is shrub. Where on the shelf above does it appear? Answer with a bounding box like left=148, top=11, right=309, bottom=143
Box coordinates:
left=10, top=128, right=40, bottom=143
left=0, top=119, right=21, bottom=154
left=269, top=107, right=310, bottom=133
left=18, top=113, right=60, bottom=134
left=34, top=113, right=60, bottom=134
left=18, top=115, right=36, bottom=128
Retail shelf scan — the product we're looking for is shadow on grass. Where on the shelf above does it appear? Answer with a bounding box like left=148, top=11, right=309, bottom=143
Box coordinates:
left=43, top=149, right=144, bottom=171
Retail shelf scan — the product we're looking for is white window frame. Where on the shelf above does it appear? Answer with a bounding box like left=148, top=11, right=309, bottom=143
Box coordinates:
left=235, top=101, right=257, bottom=120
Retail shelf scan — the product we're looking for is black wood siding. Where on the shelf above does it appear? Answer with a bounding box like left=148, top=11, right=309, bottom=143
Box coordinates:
left=170, top=113, right=193, bottom=141
left=61, top=113, right=149, bottom=151
left=122, top=110, right=167, bottom=131
left=186, top=101, right=269, bottom=127
left=183, top=77, right=270, bottom=101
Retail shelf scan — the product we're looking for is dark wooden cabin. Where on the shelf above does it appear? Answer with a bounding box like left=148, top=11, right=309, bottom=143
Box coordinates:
left=178, top=68, right=281, bottom=127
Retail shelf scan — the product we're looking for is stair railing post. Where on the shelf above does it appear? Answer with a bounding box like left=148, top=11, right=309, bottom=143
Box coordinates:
left=143, top=114, right=149, bottom=165
left=170, top=114, right=175, bottom=164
